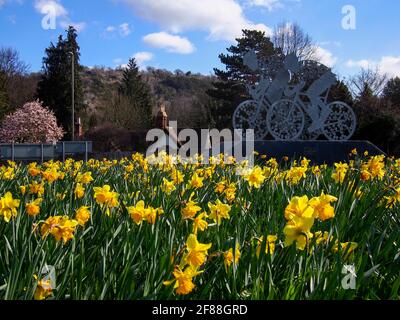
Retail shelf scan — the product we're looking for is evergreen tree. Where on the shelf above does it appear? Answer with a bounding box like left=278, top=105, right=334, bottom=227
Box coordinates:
left=118, top=58, right=152, bottom=129
left=354, top=82, right=380, bottom=124
left=37, top=26, right=85, bottom=138
left=207, top=29, right=280, bottom=128
left=383, top=77, right=400, bottom=106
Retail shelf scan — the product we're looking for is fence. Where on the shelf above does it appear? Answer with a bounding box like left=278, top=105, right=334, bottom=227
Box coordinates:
left=0, top=142, right=92, bottom=163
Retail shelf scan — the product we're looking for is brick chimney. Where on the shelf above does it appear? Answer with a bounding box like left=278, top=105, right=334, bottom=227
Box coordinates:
left=155, top=101, right=168, bottom=130
left=74, top=117, right=84, bottom=140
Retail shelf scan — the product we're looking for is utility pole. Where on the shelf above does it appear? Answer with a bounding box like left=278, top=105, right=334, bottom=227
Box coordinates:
left=71, top=51, right=75, bottom=141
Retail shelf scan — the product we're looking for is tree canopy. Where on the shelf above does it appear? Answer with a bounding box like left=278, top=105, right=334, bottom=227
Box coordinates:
left=37, top=26, right=85, bottom=139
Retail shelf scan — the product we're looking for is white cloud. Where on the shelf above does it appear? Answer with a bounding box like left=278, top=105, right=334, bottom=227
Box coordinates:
left=106, top=26, right=116, bottom=32
left=34, top=0, right=68, bottom=17
left=247, top=0, right=283, bottom=11
left=378, top=56, right=400, bottom=77
left=119, top=0, right=271, bottom=41
left=104, top=23, right=132, bottom=37
left=132, top=51, right=154, bottom=69
left=119, top=22, right=132, bottom=36
left=1, top=0, right=23, bottom=9
left=345, top=59, right=373, bottom=69
left=60, top=20, right=87, bottom=32
left=314, top=46, right=337, bottom=67
left=346, top=56, right=400, bottom=77
left=143, top=32, right=196, bottom=54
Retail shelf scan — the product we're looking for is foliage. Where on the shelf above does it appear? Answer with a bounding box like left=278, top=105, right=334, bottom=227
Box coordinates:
left=84, top=122, right=132, bottom=152
left=0, top=153, right=399, bottom=300
left=118, top=58, right=153, bottom=129
left=328, top=80, right=354, bottom=106
left=37, top=26, right=85, bottom=139
left=353, top=83, right=400, bottom=155
left=0, top=47, right=34, bottom=120
left=83, top=66, right=214, bottom=130
left=0, top=70, right=10, bottom=119
left=383, top=77, right=400, bottom=106
left=0, top=100, right=64, bottom=143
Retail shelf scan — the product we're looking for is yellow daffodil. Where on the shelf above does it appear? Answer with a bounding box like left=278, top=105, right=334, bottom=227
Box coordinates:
left=29, top=181, right=45, bottom=197
left=20, top=185, right=27, bottom=195
left=161, top=178, right=176, bottom=195
left=182, top=196, right=202, bottom=220
left=224, top=244, right=241, bottom=271
left=285, top=166, right=308, bottom=185
left=76, top=171, right=94, bottom=184
left=208, top=199, right=231, bottom=225
left=332, top=162, right=348, bottom=183
left=144, top=206, right=164, bottom=224
left=163, top=265, right=203, bottom=295
left=93, top=185, right=119, bottom=214
left=256, top=235, right=278, bottom=257
left=34, top=276, right=53, bottom=300
left=192, top=212, right=209, bottom=234
left=0, top=192, right=21, bottom=222
left=75, top=206, right=91, bottom=226
left=41, top=216, right=79, bottom=244
left=244, top=166, right=266, bottom=188
left=26, top=198, right=43, bottom=217
left=333, top=241, right=358, bottom=260
left=74, top=183, right=85, bottom=199
left=183, top=234, right=212, bottom=267
left=308, top=192, right=338, bottom=221
left=284, top=195, right=315, bottom=220
left=128, top=200, right=147, bottom=225
left=283, top=215, right=314, bottom=250
left=188, top=173, right=204, bottom=189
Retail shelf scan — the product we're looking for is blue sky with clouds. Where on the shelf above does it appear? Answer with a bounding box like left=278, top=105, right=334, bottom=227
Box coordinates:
left=1, top=0, right=399, bottom=79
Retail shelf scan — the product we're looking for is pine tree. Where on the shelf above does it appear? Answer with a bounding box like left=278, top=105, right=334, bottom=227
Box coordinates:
left=118, top=58, right=152, bottom=129
left=37, top=26, right=85, bottom=139
left=207, top=29, right=280, bottom=128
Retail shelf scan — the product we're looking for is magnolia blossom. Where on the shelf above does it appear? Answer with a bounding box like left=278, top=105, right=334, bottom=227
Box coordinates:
left=0, top=100, right=64, bottom=144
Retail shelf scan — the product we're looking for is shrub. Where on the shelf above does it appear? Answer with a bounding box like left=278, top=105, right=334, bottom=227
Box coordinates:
left=84, top=122, right=132, bottom=152
left=0, top=100, right=64, bottom=144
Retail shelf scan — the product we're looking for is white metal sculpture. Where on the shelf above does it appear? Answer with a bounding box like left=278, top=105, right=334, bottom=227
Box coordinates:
left=232, top=51, right=357, bottom=141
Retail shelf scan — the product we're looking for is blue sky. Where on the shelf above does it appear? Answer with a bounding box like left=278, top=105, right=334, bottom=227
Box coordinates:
left=0, top=0, right=400, bottom=79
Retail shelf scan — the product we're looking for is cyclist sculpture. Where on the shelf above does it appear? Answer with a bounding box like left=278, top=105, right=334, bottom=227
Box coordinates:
left=232, top=50, right=357, bottom=141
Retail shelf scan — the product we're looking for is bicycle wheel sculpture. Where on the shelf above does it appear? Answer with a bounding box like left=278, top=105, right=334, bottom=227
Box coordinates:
left=323, top=102, right=357, bottom=141
left=267, top=99, right=305, bottom=140
left=233, top=50, right=358, bottom=141
left=232, top=100, right=269, bottom=140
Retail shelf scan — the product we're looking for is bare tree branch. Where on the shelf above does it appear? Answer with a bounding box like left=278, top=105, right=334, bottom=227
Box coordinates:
left=0, top=47, right=30, bottom=81
left=348, top=67, right=388, bottom=97
left=272, top=22, right=316, bottom=61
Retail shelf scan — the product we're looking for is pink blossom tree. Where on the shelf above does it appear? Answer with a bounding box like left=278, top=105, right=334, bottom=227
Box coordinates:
left=0, top=100, right=64, bottom=143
